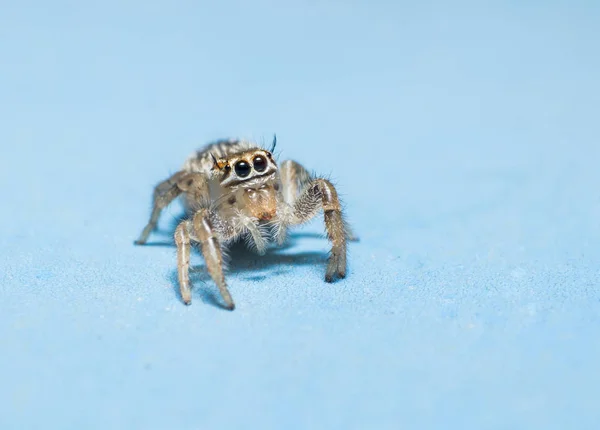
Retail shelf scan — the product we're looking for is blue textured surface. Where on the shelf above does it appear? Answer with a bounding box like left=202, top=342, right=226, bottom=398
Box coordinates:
left=1, top=1, right=599, bottom=429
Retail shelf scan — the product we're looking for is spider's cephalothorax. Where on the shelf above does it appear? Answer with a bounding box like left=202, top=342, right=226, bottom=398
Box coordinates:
left=135, top=136, right=357, bottom=310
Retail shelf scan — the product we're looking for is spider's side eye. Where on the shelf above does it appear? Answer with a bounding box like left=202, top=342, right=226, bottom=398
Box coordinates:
left=234, top=160, right=251, bottom=177
left=253, top=155, right=267, bottom=172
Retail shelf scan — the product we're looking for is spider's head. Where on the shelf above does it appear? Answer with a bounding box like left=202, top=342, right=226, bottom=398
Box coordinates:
left=212, top=142, right=280, bottom=221
left=211, top=135, right=277, bottom=181
left=211, top=148, right=277, bottom=185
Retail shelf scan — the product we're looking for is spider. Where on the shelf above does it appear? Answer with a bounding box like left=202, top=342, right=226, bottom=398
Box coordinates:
left=135, top=136, right=357, bottom=310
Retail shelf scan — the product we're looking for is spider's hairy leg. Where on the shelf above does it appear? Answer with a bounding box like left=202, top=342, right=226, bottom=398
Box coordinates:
left=135, top=171, right=209, bottom=245
left=344, top=223, right=360, bottom=242
left=274, top=160, right=313, bottom=245
left=174, top=220, right=193, bottom=305
left=179, top=208, right=235, bottom=310
left=278, top=160, right=359, bottom=243
left=279, top=160, right=313, bottom=205
left=280, top=174, right=349, bottom=282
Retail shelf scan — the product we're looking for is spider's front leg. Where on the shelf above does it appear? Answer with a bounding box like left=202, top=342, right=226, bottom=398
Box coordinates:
left=280, top=170, right=349, bottom=282
left=136, top=171, right=209, bottom=245
left=174, top=208, right=235, bottom=310
left=278, top=160, right=359, bottom=243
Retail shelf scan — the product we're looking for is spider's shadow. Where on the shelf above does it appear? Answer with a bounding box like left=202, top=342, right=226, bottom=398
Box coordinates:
left=161, top=231, right=329, bottom=309
left=143, top=213, right=332, bottom=309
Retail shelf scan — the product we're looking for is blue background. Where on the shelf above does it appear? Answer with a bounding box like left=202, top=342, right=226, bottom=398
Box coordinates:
left=1, top=1, right=599, bottom=429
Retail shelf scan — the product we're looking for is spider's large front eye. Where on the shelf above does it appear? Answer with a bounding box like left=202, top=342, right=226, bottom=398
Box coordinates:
left=253, top=155, right=267, bottom=172
left=234, top=160, right=251, bottom=177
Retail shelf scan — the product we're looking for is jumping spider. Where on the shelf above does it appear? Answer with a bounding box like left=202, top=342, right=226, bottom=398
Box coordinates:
left=135, top=136, right=357, bottom=310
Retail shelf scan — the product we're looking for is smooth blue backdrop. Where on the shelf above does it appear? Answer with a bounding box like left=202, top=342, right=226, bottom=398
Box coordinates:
left=1, top=1, right=599, bottom=429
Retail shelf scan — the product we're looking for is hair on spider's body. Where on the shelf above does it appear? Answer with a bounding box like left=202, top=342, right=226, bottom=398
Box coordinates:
left=135, top=136, right=357, bottom=310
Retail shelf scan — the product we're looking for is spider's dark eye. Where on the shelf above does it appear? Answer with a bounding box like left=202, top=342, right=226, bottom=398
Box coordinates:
left=253, top=155, right=267, bottom=172
left=234, top=160, right=251, bottom=177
